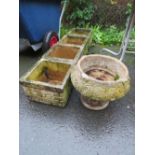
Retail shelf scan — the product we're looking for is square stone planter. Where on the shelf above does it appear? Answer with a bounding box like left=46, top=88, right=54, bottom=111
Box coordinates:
left=20, top=59, right=72, bottom=107
left=20, top=28, right=93, bottom=107
left=60, top=34, right=92, bottom=55
left=68, top=28, right=92, bottom=38
left=43, top=43, right=83, bottom=65
left=68, top=28, right=93, bottom=54
left=60, top=34, right=88, bottom=46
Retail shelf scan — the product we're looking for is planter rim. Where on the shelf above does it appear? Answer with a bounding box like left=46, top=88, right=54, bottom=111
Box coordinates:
left=77, top=54, right=129, bottom=85
left=42, top=43, right=83, bottom=65
left=20, top=58, right=71, bottom=90
left=60, top=34, right=88, bottom=46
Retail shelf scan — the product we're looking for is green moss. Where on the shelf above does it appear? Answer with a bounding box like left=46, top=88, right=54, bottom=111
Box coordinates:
left=71, top=68, right=130, bottom=102
left=114, top=74, right=120, bottom=81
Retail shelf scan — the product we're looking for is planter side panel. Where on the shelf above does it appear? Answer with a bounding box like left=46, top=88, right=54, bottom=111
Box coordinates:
left=71, top=67, right=130, bottom=102
left=21, top=80, right=72, bottom=107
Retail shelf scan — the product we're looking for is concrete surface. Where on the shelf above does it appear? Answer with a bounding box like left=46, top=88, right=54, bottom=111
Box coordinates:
left=19, top=46, right=135, bottom=155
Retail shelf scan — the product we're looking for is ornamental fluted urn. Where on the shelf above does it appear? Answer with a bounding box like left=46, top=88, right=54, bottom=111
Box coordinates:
left=71, top=54, right=130, bottom=110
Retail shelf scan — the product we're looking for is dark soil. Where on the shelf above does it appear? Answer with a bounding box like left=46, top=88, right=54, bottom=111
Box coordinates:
left=48, top=46, right=78, bottom=59
left=85, top=68, right=115, bottom=81
left=37, top=68, right=66, bottom=85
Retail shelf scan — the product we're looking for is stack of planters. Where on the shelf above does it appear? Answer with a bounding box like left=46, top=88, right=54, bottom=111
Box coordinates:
left=20, top=28, right=92, bottom=107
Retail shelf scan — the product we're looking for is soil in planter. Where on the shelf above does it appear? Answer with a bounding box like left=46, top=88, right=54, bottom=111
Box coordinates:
left=85, top=68, right=118, bottom=81
left=48, top=46, right=78, bottom=59
left=37, top=67, right=66, bottom=85
left=63, top=37, right=85, bottom=45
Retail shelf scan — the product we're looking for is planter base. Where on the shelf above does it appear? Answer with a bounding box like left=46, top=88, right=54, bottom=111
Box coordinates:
left=80, top=95, right=109, bottom=110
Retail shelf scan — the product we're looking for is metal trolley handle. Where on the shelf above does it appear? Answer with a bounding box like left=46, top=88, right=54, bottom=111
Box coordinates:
left=100, top=2, right=135, bottom=61
left=59, top=0, right=69, bottom=38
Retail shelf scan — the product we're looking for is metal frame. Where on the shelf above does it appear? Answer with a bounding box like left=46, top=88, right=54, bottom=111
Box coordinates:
left=58, top=0, right=69, bottom=38
left=100, top=5, right=135, bottom=61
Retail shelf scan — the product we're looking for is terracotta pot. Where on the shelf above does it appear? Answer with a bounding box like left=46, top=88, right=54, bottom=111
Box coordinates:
left=71, top=54, right=130, bottom=110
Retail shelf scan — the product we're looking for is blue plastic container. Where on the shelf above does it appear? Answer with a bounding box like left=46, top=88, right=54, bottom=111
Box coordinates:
left=19, top=0, right=61, bottom=43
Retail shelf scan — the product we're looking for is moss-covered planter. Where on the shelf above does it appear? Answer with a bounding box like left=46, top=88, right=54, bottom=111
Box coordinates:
left=71, top=54, right=130, bottom=110
left=20, top=59, right=72, bottom=107
left=68, top=28, right=92, bottom=38
left=43, top=43, right=83, bottom=65
left=68, top=28, right=93, bottom=54
left=20, top=28, right=93, bottom=107
left=60, top=34, right=88, bottom=46
left=60, top=28, right=92, bottom=55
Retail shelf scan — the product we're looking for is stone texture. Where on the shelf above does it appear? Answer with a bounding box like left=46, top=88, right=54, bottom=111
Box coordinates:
left=71, top=54, right=130, bottom=102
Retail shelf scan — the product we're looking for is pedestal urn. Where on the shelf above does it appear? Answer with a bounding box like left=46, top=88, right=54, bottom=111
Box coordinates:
left=71, top=54, right=130, bottom=110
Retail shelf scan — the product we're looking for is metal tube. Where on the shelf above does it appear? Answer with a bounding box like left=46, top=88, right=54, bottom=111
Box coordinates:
left=100, top=2, right=135, bottom=61
left=58, top=0, right=69, bottom=39
left=120, top=12, right=135, bottom=61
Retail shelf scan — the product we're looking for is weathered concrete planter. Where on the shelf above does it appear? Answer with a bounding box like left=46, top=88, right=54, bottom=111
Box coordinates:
left=71, top=54, right=130, bottom=110
left=20, top=59, right=72, bottom=107
left=60, top=34, right=88, bottom=46
left=43, top=43, right=83, bottom=65
left=61, top=34, right=92, bottom=55
left=69, top=28, right=92, bottom=37
left=68, top=28, right=92, bottom=54
left=20, top=28, right=94, bottom=107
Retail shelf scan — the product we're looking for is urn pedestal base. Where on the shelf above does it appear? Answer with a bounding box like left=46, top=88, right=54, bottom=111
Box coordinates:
left=80, top=95, right=109, bottom=110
